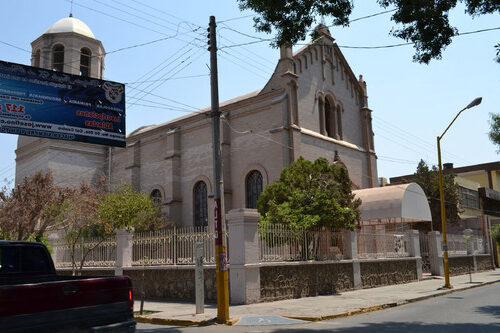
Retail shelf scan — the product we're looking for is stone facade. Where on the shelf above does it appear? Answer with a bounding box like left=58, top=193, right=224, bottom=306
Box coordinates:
left=259, top=262, right=354, bottom=302
left=123, top=267, right=217, bottom=302
left=360, top=258, right=418, bottom=288
left=58, top=267, right=217, bottom=301
left=16, top=20, right=378, bottom=227
left=448, top=254, right=494, bottom=276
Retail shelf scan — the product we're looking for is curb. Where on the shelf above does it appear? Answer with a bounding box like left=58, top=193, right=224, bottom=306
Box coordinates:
left=135, top=279, right=500, bottom=326
left=282, top=279, right=500, bottom=323
left=134, top=315, right=240, bottom=327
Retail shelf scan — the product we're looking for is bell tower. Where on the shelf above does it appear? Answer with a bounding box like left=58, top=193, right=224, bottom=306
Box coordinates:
left=15, top=16, right=109, bottom=187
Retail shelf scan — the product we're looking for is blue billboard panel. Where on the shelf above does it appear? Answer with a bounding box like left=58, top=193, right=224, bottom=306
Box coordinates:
left=0, top=60, right=125, bottom=147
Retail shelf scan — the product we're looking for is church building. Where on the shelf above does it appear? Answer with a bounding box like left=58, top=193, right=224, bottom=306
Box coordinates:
left=15, top=16, right=378, bottom=227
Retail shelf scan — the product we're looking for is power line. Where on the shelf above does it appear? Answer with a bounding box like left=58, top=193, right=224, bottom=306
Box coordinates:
left=342, top=9, right=397, bottom=24
left=0, top=40, right=31, bottom=54
left=217, top=14, right=255, bottom=24
left=219, top=50, right=269, bottom=80
left=124, top=74, right=208, bottom=85
left=127, top=48, right=207, bottom=109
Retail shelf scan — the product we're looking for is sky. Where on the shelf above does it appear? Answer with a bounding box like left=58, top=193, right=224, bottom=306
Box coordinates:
left=0, top=0, right=498, bottom=189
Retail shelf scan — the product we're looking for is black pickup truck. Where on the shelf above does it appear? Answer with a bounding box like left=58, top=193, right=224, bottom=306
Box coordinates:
left=0, top=241, right=136, bottom=332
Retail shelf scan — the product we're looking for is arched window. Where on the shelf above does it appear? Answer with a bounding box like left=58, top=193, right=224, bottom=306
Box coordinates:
left=52, top=44, right=64, bottom=72
left=80, top=47, right=91, bottom=77
left=193, top=181, right=208, bottom=227
left=246, top=170, right=263, bottom=209
left=325, top=99, right=333, bottom=138
left=150, top=189, right=162, bottom=205
left=337, top=105, right=343, bottom=140
left=291, top=81, right=299, bottom=125
left=33, top=50, right=40, bottom=68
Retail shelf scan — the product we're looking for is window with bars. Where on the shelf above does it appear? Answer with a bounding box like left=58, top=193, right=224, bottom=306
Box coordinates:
left=150, top=189, right=162, bottom=205
left=459, top=186, right=480, bottom=209
left=52, top=44, right=64, bottom=72
left=193, top=181, right=208, bottom=227
left=80, top=48, right=91, bottom=77
left=246, top=170, right=263, bottom=209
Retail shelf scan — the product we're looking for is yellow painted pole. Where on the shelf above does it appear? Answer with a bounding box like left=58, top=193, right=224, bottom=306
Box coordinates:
left=435, top=97, right=482, bottom=289
left=437, top=137, right=452, bottom=288
left=209, top=15, right=229, bottom=323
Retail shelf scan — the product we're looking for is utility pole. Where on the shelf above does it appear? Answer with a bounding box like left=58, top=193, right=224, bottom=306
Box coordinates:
left=208, top=15, right=229, bottom=324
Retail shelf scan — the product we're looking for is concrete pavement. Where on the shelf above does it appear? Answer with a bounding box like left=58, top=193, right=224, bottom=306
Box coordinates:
left=134, top=269, right=500, bottom=326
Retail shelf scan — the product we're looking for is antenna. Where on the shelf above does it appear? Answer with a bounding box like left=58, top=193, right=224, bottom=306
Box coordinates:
left=69, top=0, right=74, bottom=17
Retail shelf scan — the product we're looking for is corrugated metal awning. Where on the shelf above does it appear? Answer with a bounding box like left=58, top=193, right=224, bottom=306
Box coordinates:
left=353, top=183, right=432, bottom=224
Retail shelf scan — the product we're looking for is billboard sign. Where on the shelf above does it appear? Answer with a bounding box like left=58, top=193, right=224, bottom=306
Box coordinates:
left=0, top=60, right=125, bottom=147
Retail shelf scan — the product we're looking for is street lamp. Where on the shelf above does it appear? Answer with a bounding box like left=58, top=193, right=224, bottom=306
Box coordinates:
left=437, top=97, right=482, bottom=289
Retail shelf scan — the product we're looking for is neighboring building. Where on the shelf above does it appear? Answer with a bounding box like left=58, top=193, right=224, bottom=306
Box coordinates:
left=390, top=162, right=500, bottom=235
left=15, top=18, right=378, bottom=227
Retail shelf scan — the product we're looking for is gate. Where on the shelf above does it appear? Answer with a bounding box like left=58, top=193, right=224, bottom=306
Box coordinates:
left=419, top=231, right=431, bottom=274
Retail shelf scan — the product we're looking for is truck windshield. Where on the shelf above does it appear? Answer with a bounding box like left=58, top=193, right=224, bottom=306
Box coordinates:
left=0, top=245, right=51, bottom=274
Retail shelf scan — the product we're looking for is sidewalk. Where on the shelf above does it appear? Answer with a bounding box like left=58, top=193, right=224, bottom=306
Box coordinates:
left=134, top=269, right=500, bottom=326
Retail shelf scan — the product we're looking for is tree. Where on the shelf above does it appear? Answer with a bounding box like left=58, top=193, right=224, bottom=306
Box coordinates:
left=402, top=159, right=461, bottom=231
left=56, top=183, right=167, bottom=275
left=55, top=182, right=108, bottom=275
left=488, top=113, right=500, bottom=151
left=238, top=0, right=500, bottom=64
left=257, top=157, right=361, bottom=231
left=0, top=171, right=67, bottom=240
left=491, top=223, right=500, bottom=244
left=97, top=184, right=166, bottom=232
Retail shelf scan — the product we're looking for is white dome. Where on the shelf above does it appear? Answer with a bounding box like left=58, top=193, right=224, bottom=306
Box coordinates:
left=44, top=17, right=95, bottom=39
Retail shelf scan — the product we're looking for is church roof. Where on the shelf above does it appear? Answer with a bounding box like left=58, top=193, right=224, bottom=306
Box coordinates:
left=44, top=16, right=95, bottom=39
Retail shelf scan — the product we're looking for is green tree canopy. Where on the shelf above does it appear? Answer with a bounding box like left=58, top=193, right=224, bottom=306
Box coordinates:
left=488, top=113, right=500, bottom=152
left=56, top=182, right=167, bottom=274
left=238, top=0, right=500, bottom=64
left=491, top=223, right=500, bottom=244
left=257, top=157, right=361, bottom=231
left=98, top=184, right=165, bottom=232
left=402, top=159, right=461, bottom=231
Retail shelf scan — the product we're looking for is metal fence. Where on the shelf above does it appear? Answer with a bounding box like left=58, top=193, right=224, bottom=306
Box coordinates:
left=132, top=226, right=223, bottom=266
left=446, top=233, right=487, bottom=256
left=357, top=232, right=410, bottom=259
left=258, top=224, right=344, bottom=262
left=54, top=235, right=117, bottom=268
left=419, top=232, right=431, bottom=273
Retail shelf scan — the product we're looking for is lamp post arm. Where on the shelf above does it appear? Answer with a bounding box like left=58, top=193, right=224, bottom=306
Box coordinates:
left=439, top=106, right=467, bottom=140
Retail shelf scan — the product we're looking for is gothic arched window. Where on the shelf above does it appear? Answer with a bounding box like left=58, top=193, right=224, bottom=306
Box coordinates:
left=52, top=44, right=64, bottom=72
left=193, top=181, right=208, bottom=227
left=150, top=189, right=162, bottom=205
left=337, top=105, right=343, bottom=140
left=325, top=99, right=333, bottom=138
left=80, top=47, right=91, bottom=77
left=246, top=170, right=263, bottom=209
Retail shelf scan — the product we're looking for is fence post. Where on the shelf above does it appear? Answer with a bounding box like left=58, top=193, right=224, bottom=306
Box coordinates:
left=407, top=230, right=422, bottom=280
left=115, top=228, right=134, bottom=276
left=47, top=230, right=61, bottom=268
left=343, top=230, right=361, bottom=289
left=428, top=231, right=444, bottom=276
left=227, top=208, right=260, bottom=304
left=375, top=225, right=385, bottom=256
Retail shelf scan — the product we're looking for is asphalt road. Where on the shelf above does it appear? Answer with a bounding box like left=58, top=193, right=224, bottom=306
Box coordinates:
left=136, top=282, right=500, bottom=332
